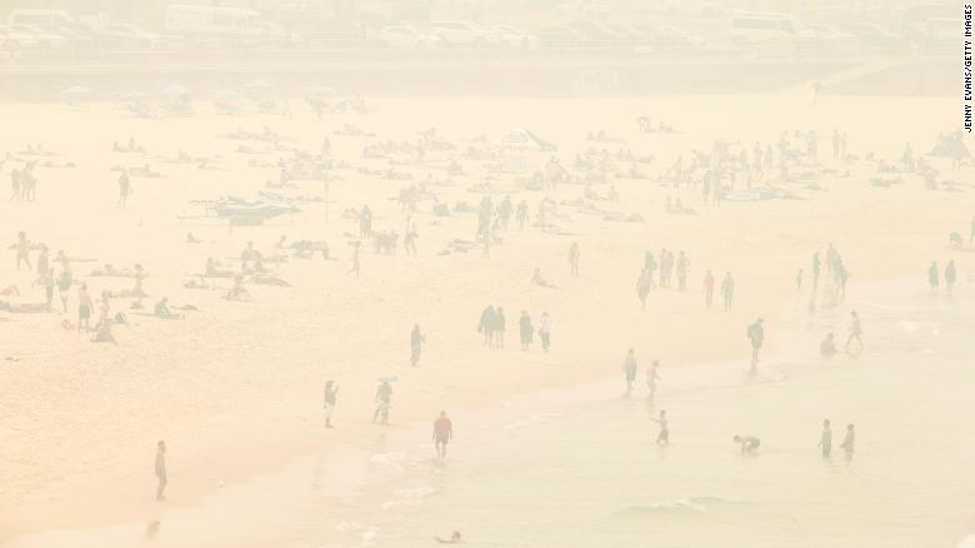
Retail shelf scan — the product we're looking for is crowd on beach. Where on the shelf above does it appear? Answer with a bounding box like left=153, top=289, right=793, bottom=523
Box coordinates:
left=2, top=98, right=973, bottom=526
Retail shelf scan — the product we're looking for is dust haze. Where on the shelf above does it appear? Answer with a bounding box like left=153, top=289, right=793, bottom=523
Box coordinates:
left=1, top=1, right=974, bottom=547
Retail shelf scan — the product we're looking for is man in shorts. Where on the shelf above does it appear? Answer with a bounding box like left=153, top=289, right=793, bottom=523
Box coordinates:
left=433, top=410, right=453, bottom=460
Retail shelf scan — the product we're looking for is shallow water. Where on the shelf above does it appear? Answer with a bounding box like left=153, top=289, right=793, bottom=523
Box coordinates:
left=7, top=280, right=975, bottom=548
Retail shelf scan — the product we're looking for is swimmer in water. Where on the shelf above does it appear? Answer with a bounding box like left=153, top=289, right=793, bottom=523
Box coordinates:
left=840, top=423, right=855, bottom=460
left=733, top=434, right=761, bottom=454
left=651, top=410, right=669, bottom=445
left=435, top=531, right=462, bottom=544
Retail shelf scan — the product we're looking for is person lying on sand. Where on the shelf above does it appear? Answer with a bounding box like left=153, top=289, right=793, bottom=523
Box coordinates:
left=531, top=268, right=557, bottom=289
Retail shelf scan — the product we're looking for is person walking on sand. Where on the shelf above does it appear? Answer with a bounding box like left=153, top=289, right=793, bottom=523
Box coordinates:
left=433, top=410, right=453, bottom=461
left=323, top=381, right=338, bottom=429
left=623, top=348, right=638, bottom=395
left=518, top=310, right=533, bottom=351
left=538, top=311, right=552, bottom=352
left=410, top=324, right=425, bottom=366
left=646, top=360, right=661, bottom=402
left=928, top=261, right=939, bottom=293
left=747, top=318, right=764, bottom=371
left=651, top=410, right=669, bottom=446
left=721, top=272, right=735, bottom=312
left=703, top=269, right=715, bottom=309
left=373, top=380, right=393, bottom=425
left=845, top=311, right=863, bottom=352
left=945, top=260, right=957, bottom=294
left=568, top=241, right=580, bottom=277
left=819, top=419, right=832, bottom=458
left=840, top=423, right=855, bottom=460
left=155, top=441, right=167, bottom=501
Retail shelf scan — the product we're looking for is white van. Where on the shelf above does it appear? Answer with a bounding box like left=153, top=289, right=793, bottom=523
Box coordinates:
left=729, top=12, right=813, bottom=43
left=7, top=9, right=76, bottom=27
left=164, top=5, right=273, bottom=40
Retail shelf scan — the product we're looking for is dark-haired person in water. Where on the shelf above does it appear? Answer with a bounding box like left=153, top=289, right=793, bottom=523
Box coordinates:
left=733, top=434, right=761, bottom=454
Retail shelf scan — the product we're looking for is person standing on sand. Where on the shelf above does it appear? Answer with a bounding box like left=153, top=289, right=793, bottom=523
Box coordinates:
left=841, top=423, right=855, bottom=460
left=117, top=170, right=132, bottom=209
left=519, top=311, right=533, bottom=351
left=373, top=380, right=393, bottom=425
left=651, top=410, right=669, bottom=445
left=495, top=307, right=506, bottom=348
left=347, top=241, right=361, bottom=278
left=819, top=419, right=832, bottom=458
left=623, top=348, right=638, bottom=395
left=928, top=261, right=939, bottom=293
left=747, top=318, right=764, bottom=371
left=410, top=324, right=425, bottom=366
left=155, top=441, right=167, bottom=501
left=516, top=200, right=529, bottom=230
left=323, top=381, right=338, bottom=429
left=568, top=241, right=580, bottom=277
left=945, top=260, right=956, bottom=294
left=15, top=231, right=31, bottom=270
left=796, top=268, right=803, bottom=292
left=433, top=410, right=453, bottom=461
left=77, top=284, right=94, bottom=333
left=721, top=272, right=735, bottom=312
left=538, top=311, right=552, bottom=352
left=703, top=269, right=715, bottom=309
left=676, top=251, right=690, bottom=291
left=845, top=311, right=863, bottom=352
left=646, top=360, right=661, bottom=402
left=812, top=253, right=821, bottom=290
left=636, top=268, right=653, bottom=310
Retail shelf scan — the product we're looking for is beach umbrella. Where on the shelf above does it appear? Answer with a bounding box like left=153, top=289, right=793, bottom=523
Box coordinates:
left=60, top=85, right=93, bottom=102
left=377, top=374, right=399, bottom=383
left=928, top=132, right=970, bottom=160
left=160, top=84, right=191, bottom=98
left=244, top=79, right=272, bottom=90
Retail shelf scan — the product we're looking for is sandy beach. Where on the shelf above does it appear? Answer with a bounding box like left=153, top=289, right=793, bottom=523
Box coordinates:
left=1, top=92, right=973, bottom=546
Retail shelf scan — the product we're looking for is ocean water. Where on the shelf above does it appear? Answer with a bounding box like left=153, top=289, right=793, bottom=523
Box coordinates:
left=7, top=280, right=974, bottom=548
left=307, top=280, right=975, bottom=548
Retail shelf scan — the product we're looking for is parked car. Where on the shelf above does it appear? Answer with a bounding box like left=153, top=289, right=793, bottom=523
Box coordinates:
left=0, top=24, right=39, bottom=48
left=96, top=23, right=166, bottom=49
left=537, top=25, right=590, bottom=48
left=7, top=24, right=67, bottom=48
left=378, top=25, right=443, bottom=48
left=491, top=24, right=539, bottom=49
left=847, top=23, right=908, bottom=51
left=427, top=21, right=497, bottom=47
